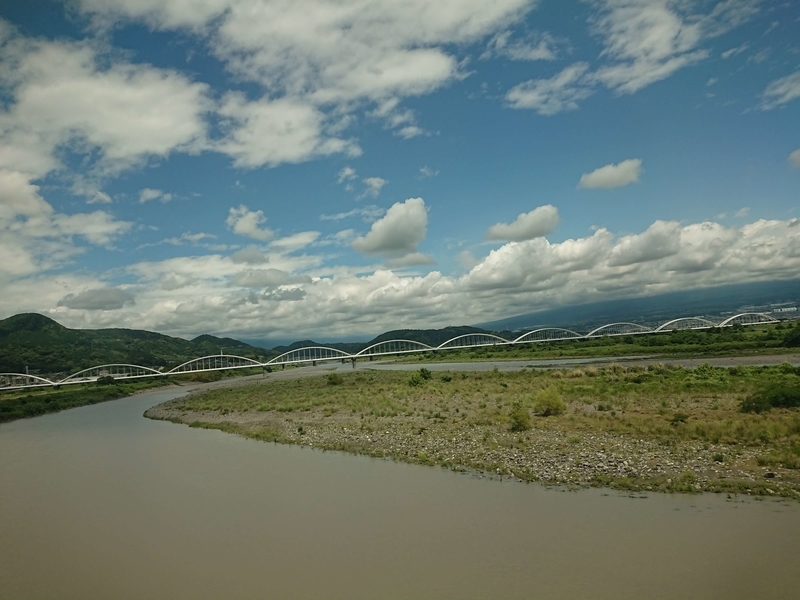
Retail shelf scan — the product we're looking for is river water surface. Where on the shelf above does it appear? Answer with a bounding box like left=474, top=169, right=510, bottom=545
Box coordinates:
left=2, top=386, right=799, bottom=599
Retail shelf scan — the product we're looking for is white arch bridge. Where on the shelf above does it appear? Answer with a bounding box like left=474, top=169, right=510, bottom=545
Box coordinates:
left=1, top=312, right=781, bottom=391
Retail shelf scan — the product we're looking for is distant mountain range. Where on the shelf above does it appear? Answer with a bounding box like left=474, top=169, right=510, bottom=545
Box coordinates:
left=475, top=279, right=800, bottom=332
left=3, top=279, right=798, bottom=375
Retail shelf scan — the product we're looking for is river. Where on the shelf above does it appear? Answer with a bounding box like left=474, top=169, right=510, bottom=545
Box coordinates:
left=1, top=385, right=799, bottom=599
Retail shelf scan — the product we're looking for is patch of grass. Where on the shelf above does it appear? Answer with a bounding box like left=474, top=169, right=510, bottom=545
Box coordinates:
left=151, top=363, right=800, bottom=498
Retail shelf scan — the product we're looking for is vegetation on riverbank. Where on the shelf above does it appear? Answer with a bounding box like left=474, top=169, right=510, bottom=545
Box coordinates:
left=147, top=362, right=800, bottom=499
left=0, top=378, right=171, bottom=423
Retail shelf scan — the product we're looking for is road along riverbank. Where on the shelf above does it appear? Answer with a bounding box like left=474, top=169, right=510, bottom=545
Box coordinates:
left=146, top=360, right=800, bottom=499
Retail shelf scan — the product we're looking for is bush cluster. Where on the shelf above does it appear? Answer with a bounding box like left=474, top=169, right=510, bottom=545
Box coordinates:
left=741, top=382, right=800, bottom=413
left=326, top=373, right=344, bottom=386
left=509, top=401, right=531, bottom=432
left=533, top=387, right=566, bottom=416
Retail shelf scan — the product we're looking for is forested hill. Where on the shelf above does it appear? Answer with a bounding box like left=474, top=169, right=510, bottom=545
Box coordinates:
left=0, top=313, right=272, bottom=375
left=366, top=325, right=494, bottom=347
left=270, top=326, right=496, bottom=356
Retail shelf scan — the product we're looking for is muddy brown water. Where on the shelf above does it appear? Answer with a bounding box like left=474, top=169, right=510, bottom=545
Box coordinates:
left=1, top=385, right=799, bottom=600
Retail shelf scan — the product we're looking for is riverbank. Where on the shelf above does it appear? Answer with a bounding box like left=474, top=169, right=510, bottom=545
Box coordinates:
left=0, top=378, right=173, bottom=423
left=146, top=362, right=800, bottom=500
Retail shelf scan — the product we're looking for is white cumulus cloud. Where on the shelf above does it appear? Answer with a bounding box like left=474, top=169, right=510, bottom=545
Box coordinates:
left=486, top=205, right=559, bottom=242
left=579, top=159, right=642, bottom=189
left=139, top=188, right=173, bottom=203
left=225, top=205, right=274, bottom=241
left=352, top=197, right=428, bottom=257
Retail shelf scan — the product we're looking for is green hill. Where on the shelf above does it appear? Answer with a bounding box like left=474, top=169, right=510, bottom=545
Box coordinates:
left=366, top=325, right=494, bottom=347
left=0, top=314, right=272, bottom=376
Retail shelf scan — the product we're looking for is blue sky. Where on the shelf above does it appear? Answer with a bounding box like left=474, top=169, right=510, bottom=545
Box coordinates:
left=0, top=0, right=798, bottom=342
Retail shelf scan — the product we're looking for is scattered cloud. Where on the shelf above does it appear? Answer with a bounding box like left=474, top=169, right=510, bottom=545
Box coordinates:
left=270, top=231, right=320, bottom=253
left=226, top=205, right=274, bottom=241
left=483, top=30, right=560, bottom=62
left=72, top=178, right=113, bottom=204
left=337, top=166, right=357, bottom=183
left=352, top=197, right=428, bottom=257
left=360, top=177, right=388, bottom=199
left=579, top=159, right=643, bottom=189
left=746, top=47, right=770, bottom=64
left=70, top=0, right=535, bottom=167
left=734, top=207, right=750, bottom=218
left=760, top=71, right=800, bottom=110
left=591, top=1, right=708, bottom=95
left=139, top=188, right=173, bottom=203
left=58, top=287, right=135, bottom=310
left=229, top=268, right=298, bottom=288
left=507, top=1, right=762, bottom=115
left=722, top=42, right=750, bottom=58
left=0, top=30, right=212, bottom=180
left=790, top=149, right=800, bottom=168
left=385, top=252, right=436, bottom=268
left=506, top=62, right=594, bottom=115
left=263, top=288, right=307, bottom=302
left=419, top=166, right=439, bottom=178
left=171, top=232, right=215, bottom=245
left=216, top=94, right=361, bottom=168
left=320, top=206, right=385, bottom=222
left=485, top=205, right=559, bottom=242
left=396, top=126, right=426, bottom=139
left=230, top=246, right=269, bottom=265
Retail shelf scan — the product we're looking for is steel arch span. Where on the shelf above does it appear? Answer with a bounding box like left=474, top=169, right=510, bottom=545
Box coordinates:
left=356, top=339, right=433, bottom=357
left=513, top=328, right=583, bottom=344
left=654, top=317, right=718, bottom=332
left=168, top=355, right=263, bottom=374
left=1, top=373, right=57, bottom=391
left=268, top=346, right=352, bottom=366
left=585, top=323, right=653, bottom=338
left=59, top=364, right=164, bottom=385
left=718, top=312, right=779, bottom=327
left=437, top=333, right=510, bottom=350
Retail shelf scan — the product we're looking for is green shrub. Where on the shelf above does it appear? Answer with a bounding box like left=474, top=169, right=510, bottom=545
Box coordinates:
left=509, top=401, right=531, bottom=432
left=409, top=373, right=423, bottom=387
left=741, top=382, right=800, bottom=413
left=533, top=387, right=566, bottom=416
left=326, top=373, right=344, bottom=386
left=783, top=325, right=800, bottom=348
left=418, top=367, right=432, bottom=380
left=96, top=375, right=116, bottom=385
